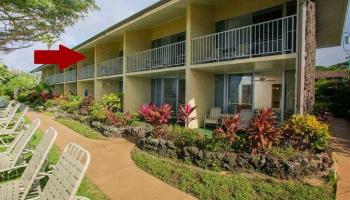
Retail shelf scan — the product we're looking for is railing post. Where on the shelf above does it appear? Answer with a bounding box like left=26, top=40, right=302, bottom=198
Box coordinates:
left=250, top=26, right=252, bottom=58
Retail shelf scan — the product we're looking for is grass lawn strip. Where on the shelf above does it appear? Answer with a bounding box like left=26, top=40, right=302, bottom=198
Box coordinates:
left=132, top=149, right=335, bottom=200
left=56, top=118, right=106, bottom=140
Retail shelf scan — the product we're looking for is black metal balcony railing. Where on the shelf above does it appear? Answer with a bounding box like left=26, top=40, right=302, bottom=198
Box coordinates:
left=127, top=41, right=186, bottom=72
left=191, top=15, right=296, bottom=64
left=97, top=57, right=123, bottom=77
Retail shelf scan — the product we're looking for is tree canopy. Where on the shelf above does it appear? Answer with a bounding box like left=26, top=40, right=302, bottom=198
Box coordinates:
left=0, top=0, right=98, bottom=52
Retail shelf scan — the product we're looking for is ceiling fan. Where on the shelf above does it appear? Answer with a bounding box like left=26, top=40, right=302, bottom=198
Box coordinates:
left=255, top=74, right=276, bottom=82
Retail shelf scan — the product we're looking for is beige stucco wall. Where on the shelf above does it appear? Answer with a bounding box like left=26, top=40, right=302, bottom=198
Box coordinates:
left=64, top=83, right=77, bottom=95
left=150, top=17, right=186, bottom=41
left=95, top=79, right=120, bottom=101
left=77, top=81, right=95, bottom=97
left=124, top=30, right=151, bottom=56
left=124, top=76, right=151, bottom=113
left=186, top=69, right=215, bottom=128
left=213, top=0, right=287, bottom=22
left=254, top=72, right=283, bottom=109
left=187, top=4, right=215, bottom=39
left=54, top=84, right=64, bottom=95
left=96, top=42, right=123, bottom=63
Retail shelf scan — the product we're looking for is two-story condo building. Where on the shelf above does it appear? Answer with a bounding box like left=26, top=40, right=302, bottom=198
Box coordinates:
left=32, top=0, right=348, bottom=128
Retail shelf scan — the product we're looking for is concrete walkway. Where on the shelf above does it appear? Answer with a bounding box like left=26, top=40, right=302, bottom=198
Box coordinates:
left=26, top=111, right=196, bottom=200
left=330, top=118, right=350, bottom=200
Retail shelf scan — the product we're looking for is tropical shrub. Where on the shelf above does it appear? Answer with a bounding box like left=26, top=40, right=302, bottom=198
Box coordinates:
left=213, top=114, right=240, bottom=145
left=16, top=91, right=30, bottom=102
left=281, top=114, right=330, bottom=151
left=102, top=93, right=122, bottom=112
left=90, top=102, right=108, bottom=121
left=106, top=111, right=136, bottom=127
left=316, top=79, right=350, bottom=118
left=247, top=108, right=280, bottom=153
left=165, top=125, right=203, bottom=147
left=177, top=103, right=197, bottom=128
left=59, top=95, right=82, bottom=114
left=43, top=99, right=59, bottom=109
left=138, top=103, right=172, bottom=137
left=79, top=96, right=94, bottom=115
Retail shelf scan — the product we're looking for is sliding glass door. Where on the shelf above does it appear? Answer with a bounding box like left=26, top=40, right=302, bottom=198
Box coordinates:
left=151, top=78, right=185, bottom=111
left=215, top=74, right=253, bottom=114
left=227, top=74, right=253, bottom=113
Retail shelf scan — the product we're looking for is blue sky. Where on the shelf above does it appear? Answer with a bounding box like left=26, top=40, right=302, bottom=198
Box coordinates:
left=0, top=0, right=349, bottom=71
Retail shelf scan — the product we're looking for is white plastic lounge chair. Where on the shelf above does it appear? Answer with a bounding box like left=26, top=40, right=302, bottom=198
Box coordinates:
left=0, top=127, right=57, bottom=200
left=0, top=100, right=15, bottom=118
left=204, top=107, right=222, bottom=128
left=0, top=119, right=40, bottom=173
left=238, top=109, right=253, bottom=128
left=28, top=143, right=91, bottom=200
left=0, top=103, right=20, bottom=129
left=0, top=107, right=28, bottom=138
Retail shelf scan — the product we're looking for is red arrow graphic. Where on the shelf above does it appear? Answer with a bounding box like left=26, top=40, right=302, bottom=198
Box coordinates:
left=34, top=45, right=86, bottom=70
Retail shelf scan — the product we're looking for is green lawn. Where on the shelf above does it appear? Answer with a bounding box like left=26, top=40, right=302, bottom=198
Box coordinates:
left=132, top=149, right=335, bottom=200
left=0, top=118, right=109, bottom=200
left=56, top=118, right=106, bottom=140
left=197, top=127, right=213, bottom=136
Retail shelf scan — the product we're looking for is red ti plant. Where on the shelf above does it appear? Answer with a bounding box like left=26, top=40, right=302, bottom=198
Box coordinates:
left=213, top=113, right=240, bottom=144
left=106, top=110, right=133, bottom=127
left=138, top=103, right=173, bottom=137
left=178, top=103, right=197, bottom=128
left=79, top=96, right=93, bottom=115
left=247, top=108, right=280, bottom=154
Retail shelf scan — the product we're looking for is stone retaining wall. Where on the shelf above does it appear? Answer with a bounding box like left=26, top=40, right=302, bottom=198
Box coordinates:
left=138, top=137, right=333, bottom=179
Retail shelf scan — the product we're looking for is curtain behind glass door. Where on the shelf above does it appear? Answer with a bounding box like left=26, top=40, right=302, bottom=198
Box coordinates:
left=227, top=74, right=253, bottom=113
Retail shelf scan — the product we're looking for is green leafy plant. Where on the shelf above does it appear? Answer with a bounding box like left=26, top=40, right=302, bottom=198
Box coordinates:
left=58, top=95, right=82, bottom=114
left=43, top=99, right=59, bottom=109
left=281, top=114, right=330, bottom=151
left=165, top=125, right=204, bottom=147
left=90, top=102, right=108, bottom=121
left=247, top=108, right=280, bottom=154
left=102, top=93, right=122, bottom=112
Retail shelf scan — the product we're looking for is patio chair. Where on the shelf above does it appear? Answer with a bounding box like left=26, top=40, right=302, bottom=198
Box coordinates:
left=204, top=107, right=222, bottom=128
left=0, top=127, right=57, bottom=200
left=28, top=143, right=91, bottom=200
left=0, top=103, right=20, bottom=129
left=0, top=119, right=40, bottom=173
left=0, top=100, right=15, bottom=117
left=0, top=106, right=28, bottom=138
left=238, top=109, right=253, bottom=128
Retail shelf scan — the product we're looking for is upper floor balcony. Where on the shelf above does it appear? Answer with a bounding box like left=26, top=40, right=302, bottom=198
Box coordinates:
left=127, top=41, right=185, bottom=73
left=78, top=64, right=95, bottom=80
left=191, top=15, right=296, bottom=65
left=97, top=57, right=123, bottom=77
left=65, top=70, right=77, bottom=82
left=55, top=73, right=64, bottom=84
